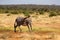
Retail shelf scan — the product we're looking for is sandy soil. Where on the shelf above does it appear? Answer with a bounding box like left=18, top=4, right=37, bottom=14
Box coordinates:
left=0, top=30, right=60, bottom=40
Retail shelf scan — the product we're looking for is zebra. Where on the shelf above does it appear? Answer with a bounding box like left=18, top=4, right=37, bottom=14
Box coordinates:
left=14, top=16, right=32, bottom=32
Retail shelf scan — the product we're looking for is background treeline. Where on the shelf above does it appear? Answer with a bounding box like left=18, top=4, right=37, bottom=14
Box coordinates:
left=0, top=4, right=60, bottom=17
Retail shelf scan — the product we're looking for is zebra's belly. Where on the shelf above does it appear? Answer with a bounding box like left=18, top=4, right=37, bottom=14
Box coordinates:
left=22, top=22, right=27, bottom=26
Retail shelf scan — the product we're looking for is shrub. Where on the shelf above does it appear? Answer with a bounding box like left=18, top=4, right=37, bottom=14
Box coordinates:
left=23, top=11, right=30, bottom=16
left=7, top=13, right=11, bottom=16
left=39, top=11, right=44, bottom=15
left=49, top=11, right=57, bottom=17
left=11, top=11, right=18, bottom=14
left=5, top=11, right=9, bottom=13
left=56, top=11, right=60, bottom=15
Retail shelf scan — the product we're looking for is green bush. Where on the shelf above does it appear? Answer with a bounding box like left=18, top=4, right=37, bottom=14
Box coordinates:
left=56, top=11, right=60, bottom=15
left=39, top=11, right=44, bottom=15
left=23, top=11, right=30, bottom=16
left=49, top=11, right=57, bottom=17
left=11, top=11, right=18, bottom=14
left=5, top=11, right=9, bottom=13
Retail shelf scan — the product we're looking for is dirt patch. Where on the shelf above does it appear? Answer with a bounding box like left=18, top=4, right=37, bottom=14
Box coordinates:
left=0, top=31, right=60, bottom=40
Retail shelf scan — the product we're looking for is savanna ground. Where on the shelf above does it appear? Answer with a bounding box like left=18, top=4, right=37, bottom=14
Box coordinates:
left=0, top=13, right=60, bottom=40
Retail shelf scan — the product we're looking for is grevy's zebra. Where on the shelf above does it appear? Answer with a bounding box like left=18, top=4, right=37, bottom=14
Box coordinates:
left=14, top=16, right=32, bottom=32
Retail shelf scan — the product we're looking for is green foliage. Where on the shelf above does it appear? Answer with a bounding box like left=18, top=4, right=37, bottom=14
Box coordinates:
left=55, top=11, right=60, bottom=15
left=39, top=11, right=44, bottom=15
left=11, top=11, right=18, bottom=14
left=38, top=8, right=48, bottom=15
left=0, top=5, right=60, bottom=17
left=5, top=11, right=9, bottom=13
left=19, top=10, right=23, bottom=13
left=49, top=11, right=57, bottom=17
left=38, top=8, right=48, bottom=12
left=23, top=11, right=30, bottom=16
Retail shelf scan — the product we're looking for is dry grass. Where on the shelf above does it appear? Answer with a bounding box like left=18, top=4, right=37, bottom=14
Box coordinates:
left=0, top=13, right=60, bottom=32
left=0, top=13, right=60, bottom=40
left=0, top=26, right=60, bottom=40
left=0, top=13, right=60, bottom=28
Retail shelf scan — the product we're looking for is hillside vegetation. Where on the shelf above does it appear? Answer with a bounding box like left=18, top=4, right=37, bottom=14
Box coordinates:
left=0, top=5, right=60, bottom=17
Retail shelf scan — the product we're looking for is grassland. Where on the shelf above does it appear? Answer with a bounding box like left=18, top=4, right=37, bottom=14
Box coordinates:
left=0, top=5, right=60, bottom=40
left=0, top=14, right=60, bottom=40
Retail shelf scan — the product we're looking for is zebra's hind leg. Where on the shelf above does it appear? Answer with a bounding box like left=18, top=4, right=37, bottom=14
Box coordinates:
left=18, top=26, right=22, bottom=32
left=27, top=24, right=31, bottom=32
left=14, top=22, right=17, bottom=32
left=30, top=23, right=32, bottom=31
